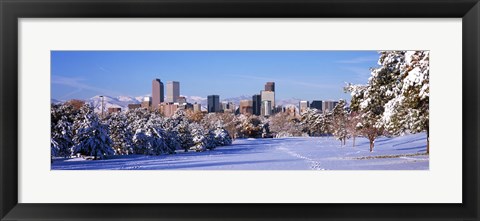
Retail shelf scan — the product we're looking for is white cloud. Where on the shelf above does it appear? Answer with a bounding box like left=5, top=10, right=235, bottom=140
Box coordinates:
left=52, top=75, right=121, bottom=98
left=336, top=56, right=378, bottom=64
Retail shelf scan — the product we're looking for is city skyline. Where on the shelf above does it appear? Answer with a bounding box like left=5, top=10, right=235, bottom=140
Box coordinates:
left=51, top=51, right=379, bottom=101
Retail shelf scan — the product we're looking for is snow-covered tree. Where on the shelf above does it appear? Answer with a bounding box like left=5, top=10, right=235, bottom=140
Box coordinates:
left=344, top=51, right=428, bottom=152
left=201, top=113, right=240, bottom=140
left=217, top=113, right=240, bottom=140
left=145, top=118, right=169, bottom=155
left=51, top=115, right=74, bottom=157
left=212, top=121, right=232, bottom=146
left=332, top=100, right=349, bottom=145
left=51, top=138, right=59, bottom=158
left=189, top=122, right=216, bottom=152
left=381, top=51, right=430, bottom=153
left=172, top=111, right=194, bottom=152
left=346, top=111, right=362, bottom=147
left=130, top=111, right=173, bottom=155
left=132, top=128, right=151, bottom=154
left=269, top=112, right=303, bottom=137
left=72, top=104, right=114, bottom=159
left=300, top=108, right=321, bottom=136
left=235, top=115, right=266, bottom=138
left=107, top=112, right=134, bottom=155
left=345, top=82, right=384, bottom=152
left=51, top=103, right=81, bottom=158
left=319, top=111, right=334, bottom=136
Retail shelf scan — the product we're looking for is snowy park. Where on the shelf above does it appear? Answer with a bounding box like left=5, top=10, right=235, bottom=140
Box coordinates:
left=52, top=133, right=428, bottom=170
left=51, top=51, right=429, bottom=171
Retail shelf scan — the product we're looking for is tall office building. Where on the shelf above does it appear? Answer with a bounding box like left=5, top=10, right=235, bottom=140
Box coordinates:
left=299, top=100, right=310, bottom=114
left=178, top=96, right=187, bottom=104
left=152, top=79, right=164, bottom=109
left=166, top=81, right=180, bottom=103
left=221, top=101, right=235, bottom=113
left=273, top=105, right=283, bottom=114
left=283, top=105, right=298, bottom=117
left=252, top=94, right=261, bottom=116
left=159, top=103, right=178, bottom=118
left=310, top=100, right=323, bottom=111
left=261, top=100, right=272, bottom=116
left=265, top=82, right=275, bottom=92
left=322, top=100, right=339, bottom=113
left=260, top=90, right=275, bottom=116
left=239, top=100, right=253, bottom=115
left=141, top=96, right=152, bottom=109
left=193, top=103, right=202, bottom=112
left=207, top=95, right=220, bottom=113
left=128, top=104, right=141, bottom=110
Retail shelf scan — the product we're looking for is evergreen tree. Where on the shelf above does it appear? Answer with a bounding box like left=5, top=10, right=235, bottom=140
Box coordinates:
left=107, top=112, right=134, bottom=155
left=300, top=108, right=321, bottom=136
left=131, top=111, right=172, bottom=155
left=51, top=115, right=74, bottom=157
left=382, top=51, right=430, bottom=153
left=344, top=51, right=428, bottom=152
left=213, top=120, right=232, bottom=146
left=51, top=103, right=79, bottom=158
left=345, top=82, right=383, bottom=152
left=171, top=111, right=194, bottom=152
left=189, top=122, right=216, bottom=152
left=72, top=104, right=114, bottom=159
left=332, top=100, right=349, bottom=145
left=145, top=118, right=169, bottom=155
left=319, top=111, right=334, bottom=136
left=132, top=128, right=151, bottom=154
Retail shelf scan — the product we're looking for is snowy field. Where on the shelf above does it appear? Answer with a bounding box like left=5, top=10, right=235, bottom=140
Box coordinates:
left=52, top=133, right=428, bottom=170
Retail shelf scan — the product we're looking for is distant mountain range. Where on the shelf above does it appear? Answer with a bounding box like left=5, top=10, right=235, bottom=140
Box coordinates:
left=51, top=95, right=303, bottom=113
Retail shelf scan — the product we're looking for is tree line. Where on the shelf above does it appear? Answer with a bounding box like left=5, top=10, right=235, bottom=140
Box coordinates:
left=301, top=51, right=429, bottom=153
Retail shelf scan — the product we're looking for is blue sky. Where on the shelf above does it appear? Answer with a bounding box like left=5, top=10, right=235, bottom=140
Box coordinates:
left=51, top=51, right=379, bottom=101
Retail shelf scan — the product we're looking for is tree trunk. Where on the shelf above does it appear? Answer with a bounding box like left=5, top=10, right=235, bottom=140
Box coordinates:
left=369, top=139, right=374, bottom=152
left=352, top=136, right=356, bottom=147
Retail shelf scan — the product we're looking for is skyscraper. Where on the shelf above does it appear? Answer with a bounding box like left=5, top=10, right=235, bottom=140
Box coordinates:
left=310, top=100, right=323, bottom=111
left=207, top=95, right=220, bottom=113
left=260, top=90, right=275, bottom=116
left=299, top=100, right=310, bottom=114
left=322, top=100, right=338, bottom=113
left=152, top=78, right=164, bottom=109
left=141, top=96, right=152, bottom=109
left=261, top=100, right=272, bottom=116
left=178, top=96, right=187, bottom=104
left=193, top=103, right=202, bottom=112
left=252, top=94, right=261, bottom=116
left=265, top=82, right=275, bottom=92
left=221, top=101, right=235, bottom=113
left=239, top=100, right=253, bottom=115
left=166, top=81, right=180, bottom=103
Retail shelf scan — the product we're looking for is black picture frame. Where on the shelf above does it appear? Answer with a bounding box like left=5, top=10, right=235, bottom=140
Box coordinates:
left=1, top=0, right=479, bottom=220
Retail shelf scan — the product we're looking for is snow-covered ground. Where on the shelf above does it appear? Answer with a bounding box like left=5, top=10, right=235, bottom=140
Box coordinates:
left=52, top=133, right=428, bottom=170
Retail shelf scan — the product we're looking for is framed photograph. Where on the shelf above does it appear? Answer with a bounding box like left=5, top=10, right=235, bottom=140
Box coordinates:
left=1, top=0, right=478, bottom=220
